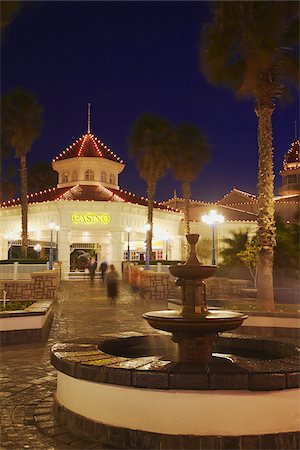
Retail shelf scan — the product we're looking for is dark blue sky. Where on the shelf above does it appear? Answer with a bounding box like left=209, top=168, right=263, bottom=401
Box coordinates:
left=2, top=1, right=299, bottom=202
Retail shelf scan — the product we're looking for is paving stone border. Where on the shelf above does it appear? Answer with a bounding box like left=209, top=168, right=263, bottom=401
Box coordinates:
left=51, top=333, right=300, bottom=391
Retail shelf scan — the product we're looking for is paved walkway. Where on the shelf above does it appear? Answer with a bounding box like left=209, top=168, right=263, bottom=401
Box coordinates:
left=0, top=281, right=166, bottom=450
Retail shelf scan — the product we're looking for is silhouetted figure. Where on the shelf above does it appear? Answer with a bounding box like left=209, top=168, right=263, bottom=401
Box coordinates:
left=100, top=260, right=108, bottom=283
left=105, top=264, right=119, bottom=305
left=88, top=257, right=97, bottom=284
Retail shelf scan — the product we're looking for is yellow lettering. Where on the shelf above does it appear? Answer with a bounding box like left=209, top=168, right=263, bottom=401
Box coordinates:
left=72, top=212, right=111, bottom=225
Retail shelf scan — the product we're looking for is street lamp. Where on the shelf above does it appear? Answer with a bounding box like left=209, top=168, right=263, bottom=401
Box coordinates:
left=55, top=225, right=60, bottom=261
left=201, top=210, right=224, bottom=265
left=144, top=223, right=151, bottom=270
left=49, top=221, right=55, bottom=270
left=34, top=244, right=41, bottom=259
left=125, top=227, right=131, bottom=261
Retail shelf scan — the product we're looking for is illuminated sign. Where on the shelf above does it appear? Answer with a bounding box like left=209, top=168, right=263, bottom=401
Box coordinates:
left=71, top=213, right=111, bottom=225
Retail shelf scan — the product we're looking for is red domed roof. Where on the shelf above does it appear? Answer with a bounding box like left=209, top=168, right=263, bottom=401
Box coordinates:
left=284, top=139, right=300, bottom=166
left=52, top=133, right=124, bottom=163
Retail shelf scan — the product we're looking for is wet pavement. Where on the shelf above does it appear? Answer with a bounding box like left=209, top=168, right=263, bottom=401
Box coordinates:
left=0, top=281, right=166, bottom=450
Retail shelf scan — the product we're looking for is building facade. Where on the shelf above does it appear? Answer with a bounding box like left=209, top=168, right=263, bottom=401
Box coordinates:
left=1, top=122, right=297, bottom=277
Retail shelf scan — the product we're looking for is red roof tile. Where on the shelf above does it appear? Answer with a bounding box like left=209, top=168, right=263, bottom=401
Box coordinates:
left=1, top=184, right=179, bottom=213
left=284, top=139, right=300, bottom=166
left=52, top=133, right=124, bottom=163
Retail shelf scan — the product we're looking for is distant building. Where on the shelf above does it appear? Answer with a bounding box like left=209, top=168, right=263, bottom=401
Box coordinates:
left=0, top=112, right=298, bottom=274
left=0, top=112, right=182, bottom=276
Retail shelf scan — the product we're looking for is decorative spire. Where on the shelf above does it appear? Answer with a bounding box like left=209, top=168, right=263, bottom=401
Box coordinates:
left=87, top=102, right=91, bottom=134
left=173, top=189, right=177, bottom=208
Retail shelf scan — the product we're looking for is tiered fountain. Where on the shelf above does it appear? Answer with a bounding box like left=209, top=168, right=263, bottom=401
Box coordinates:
left=51, top=234, right=300, bottom=449
left=143, top=234, right=247, bottom=362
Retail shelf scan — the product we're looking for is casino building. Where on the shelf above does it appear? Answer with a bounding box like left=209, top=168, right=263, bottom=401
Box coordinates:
left=0, top=119, right=183, bottom=277
left=0, top=113, right=298, bottom=278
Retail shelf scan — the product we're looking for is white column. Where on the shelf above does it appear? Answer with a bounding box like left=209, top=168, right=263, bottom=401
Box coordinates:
left=0, top=237, right=9, bottom=260
left=59, top=228, right=71, bottom=280
left=110, top=230, right=124, bottom=275
left=171, top=235, right=182, bottom=261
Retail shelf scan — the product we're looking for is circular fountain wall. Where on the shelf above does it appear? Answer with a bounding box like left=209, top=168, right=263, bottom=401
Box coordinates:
left=51, top=332, right=300, bottom=449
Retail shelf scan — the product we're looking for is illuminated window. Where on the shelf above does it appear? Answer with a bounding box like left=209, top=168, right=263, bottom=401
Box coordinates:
left=101, top=171, right=107, bottom=182
left=62, top=173, right=68, bottom=183
left=109, top=174, right=116, bottom=184
left=85, top=169, right=94, bottom=181
left=72, top=170, right=78, bottom=181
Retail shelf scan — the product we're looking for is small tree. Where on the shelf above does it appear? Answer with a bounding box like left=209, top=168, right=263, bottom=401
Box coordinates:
left=238, top=240, right=259, bottom=288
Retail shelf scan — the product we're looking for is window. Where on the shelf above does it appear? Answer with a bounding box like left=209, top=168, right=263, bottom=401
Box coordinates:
left=101, top=171, right=107, bottom=183
left=85, top=169, right=94, bottom=181
left=62, top=173, right=68, bottom=183
left=72, top=170, right=78, bottom=181
left=109, top=174, right=116, bottom=184
left=156, top=250, right=163, bottom=260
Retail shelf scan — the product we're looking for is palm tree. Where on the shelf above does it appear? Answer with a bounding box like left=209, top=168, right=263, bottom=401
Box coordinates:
left=128, top=113, right=173, bottom=261
left=201, top=2, right=299, bottom=310
left=171, top=123, right=210, bottom=238
left=2, top=88, right=43, bottom=258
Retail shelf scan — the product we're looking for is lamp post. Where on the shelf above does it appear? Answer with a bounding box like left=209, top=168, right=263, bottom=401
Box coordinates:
left=34, top=244, right=41, bottom=259
left=55, top=225, right=60, bottom=261
left=144, top=223, right=151, bottom=270
left=201, top=210, right=224, bottom=265
left=49, top=221, right=55, bottom=270
left=125, top=227, right=131, bottom=261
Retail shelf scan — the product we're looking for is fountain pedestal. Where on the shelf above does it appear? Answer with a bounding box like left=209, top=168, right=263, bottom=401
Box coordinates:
left=172, top=332, right=215, bottom=362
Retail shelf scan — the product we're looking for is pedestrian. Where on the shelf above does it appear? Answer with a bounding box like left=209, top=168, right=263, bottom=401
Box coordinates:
left=88, top=256, right=97, bottom=284
left=100, top=259, right=108, bottom=283
left=105, top=264, right=119, bottom=305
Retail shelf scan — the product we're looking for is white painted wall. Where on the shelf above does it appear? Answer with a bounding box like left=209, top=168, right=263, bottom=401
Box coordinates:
left=56, top=372, right=300, bottom=436
left=0, top=307, right=52, bottom=331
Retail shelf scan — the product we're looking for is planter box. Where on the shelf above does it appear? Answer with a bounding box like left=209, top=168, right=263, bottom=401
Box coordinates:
left=0, top=298, right=54, bottom=344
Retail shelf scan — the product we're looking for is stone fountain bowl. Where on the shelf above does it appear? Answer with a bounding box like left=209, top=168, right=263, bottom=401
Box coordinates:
left=143, top=309, right=248, bottom=335
left=169, top=264, right=217, bottom=279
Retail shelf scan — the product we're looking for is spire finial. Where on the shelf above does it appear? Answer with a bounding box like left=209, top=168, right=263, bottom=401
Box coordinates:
left=87, top=102, right=91, bottom=134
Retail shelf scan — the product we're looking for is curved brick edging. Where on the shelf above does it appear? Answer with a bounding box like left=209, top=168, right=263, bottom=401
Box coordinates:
left=53, top=398, right=300, bottom=450
left=51, top=334, right=300, bottom=391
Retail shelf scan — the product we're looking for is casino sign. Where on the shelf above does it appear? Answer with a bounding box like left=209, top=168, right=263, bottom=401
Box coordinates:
left=71, top=213, right=111, bottom=225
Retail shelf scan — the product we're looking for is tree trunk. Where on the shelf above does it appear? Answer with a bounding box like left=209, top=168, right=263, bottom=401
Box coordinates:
left=147, top=179, right=155, bottom=259
left=20, top=155, right=28, bottom=259
left=182, top=181, right=191, bottom=259
left=255, top=104, right=276, bottom=311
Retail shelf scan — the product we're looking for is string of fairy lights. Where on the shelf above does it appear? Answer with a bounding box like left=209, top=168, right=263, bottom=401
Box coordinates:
left=52, top=133, right=124, bottom=164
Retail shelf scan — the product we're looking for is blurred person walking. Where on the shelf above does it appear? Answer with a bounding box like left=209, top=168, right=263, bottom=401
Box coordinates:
left=100, top=260, right=108, bottom=283
left=105, top=264, right=119, bottom=305
left=88, top=256, right=97, bottom=285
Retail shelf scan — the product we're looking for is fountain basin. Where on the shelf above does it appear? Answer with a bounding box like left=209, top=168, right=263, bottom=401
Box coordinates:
left=143, top=309, right=247, bottom=334
left=169, top=264, right=217, bottom=279
left=51, top=334, right=300, bottom=449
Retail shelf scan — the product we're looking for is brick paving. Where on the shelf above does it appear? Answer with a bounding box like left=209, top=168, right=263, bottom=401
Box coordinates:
left=0, top=281, right=166, bottom=450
